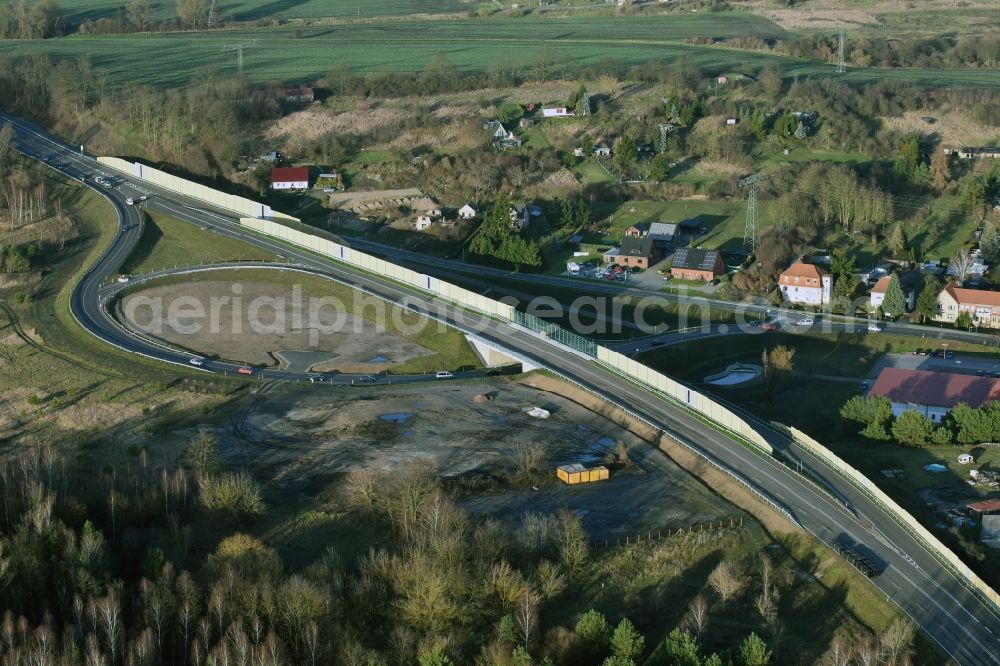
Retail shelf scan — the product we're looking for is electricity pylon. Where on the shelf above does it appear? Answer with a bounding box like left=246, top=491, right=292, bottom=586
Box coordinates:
left=223, top=41, right=257, bottom=75
left=738, top=174, right=769, bottom=253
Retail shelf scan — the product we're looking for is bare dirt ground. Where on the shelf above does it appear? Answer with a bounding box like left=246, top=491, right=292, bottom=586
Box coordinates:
left=882, top=110, right=1000, bottom=148
left=208, top=377, right=741, bottom=540
left=117, top=280, right=433, bottom=371
left=762, top=8, right=881, bottom=30
left=328, top=188, right=423, bottom=208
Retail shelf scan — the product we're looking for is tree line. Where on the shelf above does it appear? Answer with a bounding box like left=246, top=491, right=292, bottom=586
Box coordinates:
left=839, top=394, right=1000, bottom=446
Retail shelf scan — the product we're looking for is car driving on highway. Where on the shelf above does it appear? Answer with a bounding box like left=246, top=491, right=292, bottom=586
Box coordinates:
left=795, top=318, right=814, bottom=327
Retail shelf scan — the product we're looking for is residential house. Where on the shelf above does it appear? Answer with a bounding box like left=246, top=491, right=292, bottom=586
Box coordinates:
left=868, top=367, right=1000, bottom=423
left=458, top=204, right=479, bottom=220
left=542, top=107, right=574, bottom=118
left=948, top=253, right=989, bottom=287
left=259, top=151, right=279, bottom=163
left=573, top=147, right=585, bottom=158
left=604, top=236, right=660, bottom=270
left=946, top=147, right=1000, bottom=159
left=509, top=203, right=541, bottom=231
left=717, top=76, right=729, bottom=85
left=593, top=146, right=611, bottom=157
left=637, top=144, right=655, bottom=159
left=648, top=222, right=677, bottom=246
left=869, top=275, right=914, bottom=315
left=415, top=215, right=436, bottom=231
left=625, top=223, right=648, bottom=238
left=670, top=248, right=724, bottom=281
left=484, top=120, right=521, bottom=149
left=779, top=260, right=832, bottom=306
left=270, top=166, right=310, bottom=190
left=936, top=284, right=1000, bottom=328
left=283, top=86, right=314, bottom=104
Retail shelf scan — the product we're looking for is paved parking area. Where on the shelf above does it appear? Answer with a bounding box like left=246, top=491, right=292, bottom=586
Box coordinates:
left=869, top=352, right=1000, bottom=379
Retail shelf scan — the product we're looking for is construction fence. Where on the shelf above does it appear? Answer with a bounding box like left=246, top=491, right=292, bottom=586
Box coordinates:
left=100, top=159, right=999, bottom=615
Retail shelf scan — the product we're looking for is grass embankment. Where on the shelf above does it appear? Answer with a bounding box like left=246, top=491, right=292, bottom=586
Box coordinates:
left=124, top=268, right=482, bottom=374
left=120, top=208, right=278, bottom=274
left=0, top=180, right=243, bottom=455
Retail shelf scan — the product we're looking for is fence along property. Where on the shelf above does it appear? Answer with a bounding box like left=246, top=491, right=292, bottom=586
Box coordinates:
left=98, top=157, right=1000, bottom=614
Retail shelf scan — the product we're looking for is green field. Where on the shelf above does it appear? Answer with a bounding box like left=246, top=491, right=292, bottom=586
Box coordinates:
left=120, top=209, right=278, bottom=274
left=5, top=14, right=999, bottom=89
left=58, top=0, right=472, bottom=26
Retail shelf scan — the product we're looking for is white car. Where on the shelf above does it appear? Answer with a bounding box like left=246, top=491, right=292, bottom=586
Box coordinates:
left=189, top=358, right=205, bottom=367
left=125, top=198, right=135, bottom=206
left=435, top=371, right=454, bottom=379
left=867, top=324, right=882, bottom=333
left=796, top=318, right=814, bottom=327
left=117, top=275, right=130, bottom=283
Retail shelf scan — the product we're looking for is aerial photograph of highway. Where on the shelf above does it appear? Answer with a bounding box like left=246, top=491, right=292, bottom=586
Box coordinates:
left=1, top=0, right=1000, bottom=664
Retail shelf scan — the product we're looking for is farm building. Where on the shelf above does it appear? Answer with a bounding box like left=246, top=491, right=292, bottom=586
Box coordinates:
left=968, top=499, right=1000, bottom=516
left=982, top=515, right=1000, bottom=549
left=869, top=368, right=1000, bottom=423
left=605, top=236, right=659, bottom=270
left=625, top=223, right=648, bottom=238
left=946, top=147, right=1000, bottom=159
left=557, top=464, right=609, bottom=485
left=270, top=166, right=309, bottom=190
left=670, top=248, right=724, bottom=281
left=648, top=222, right=677, bottom=245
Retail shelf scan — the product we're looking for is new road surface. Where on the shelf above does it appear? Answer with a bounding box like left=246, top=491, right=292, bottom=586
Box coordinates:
left=4, top=113, right=1000, bottom=665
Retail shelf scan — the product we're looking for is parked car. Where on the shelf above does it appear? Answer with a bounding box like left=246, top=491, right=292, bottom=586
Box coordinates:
left=977, top=369, right=985, bottom=376
left=945, top=351, right=954, bottom=359
left=762, top=323, right=777, bottom=332
left=358, top=375, right=377, bottom=383
left=912, top=348, right=922, bottom=355
left=858, top=381, right=869, bottom=392
left=237, top=366, right=253, bottom=375
left=747, top=320, right=762, bottom=328
left=435, top=370, right=454, bottom=379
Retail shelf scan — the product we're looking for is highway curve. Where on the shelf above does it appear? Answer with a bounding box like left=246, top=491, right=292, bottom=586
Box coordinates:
left=4, top=113, right=1000, bottom=665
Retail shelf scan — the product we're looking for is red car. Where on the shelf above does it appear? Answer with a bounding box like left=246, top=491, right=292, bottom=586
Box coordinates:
left=762, top=323, right=777, bottom=332
left=237, top=366, right=253, bottom=375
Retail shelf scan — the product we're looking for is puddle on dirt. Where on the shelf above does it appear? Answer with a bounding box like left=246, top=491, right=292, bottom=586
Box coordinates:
left=578, top=436, right=616, bottom=464
left=379, top=412, right=414, bottom=423
left=368, top=355, right=390, bottom=363
left=577, top=424, right=589, bottom=431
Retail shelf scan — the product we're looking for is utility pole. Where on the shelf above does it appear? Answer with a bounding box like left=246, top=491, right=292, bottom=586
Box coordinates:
left=738, top=174, right=769, bottom=253
left=836, top=27, right=846, bottom=73
left=222, top=41, right=257, bottom=75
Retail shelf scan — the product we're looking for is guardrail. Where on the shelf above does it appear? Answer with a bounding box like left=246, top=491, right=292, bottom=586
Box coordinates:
left=97, top=156, right=1000, bottom=618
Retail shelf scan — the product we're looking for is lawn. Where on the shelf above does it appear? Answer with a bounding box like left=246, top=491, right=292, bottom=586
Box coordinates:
left=597, top=199, right=756, bottom=252
left=4, top=14, right=999, bottom=89
left=119, top=208, right=278, bottom=274
left=910, top=195, right=977, bottom=263
left=571, top=160, right=615, bottom=186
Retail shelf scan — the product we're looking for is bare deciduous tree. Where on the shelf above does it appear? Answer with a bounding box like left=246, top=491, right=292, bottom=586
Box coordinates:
left=950, top=248, right=973, bottom=286
left=514, top=590, right=539, bottom=651
left=708, top=561, right=743, bottom=605
left=682, top=594, right=709, bottom=640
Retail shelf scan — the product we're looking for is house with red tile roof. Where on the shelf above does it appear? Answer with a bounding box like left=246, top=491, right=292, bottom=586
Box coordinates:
left=778, top=260, right=832, bottom=305
left=935, top=284, right=1000, bottom=328
left=868, top=367, right=1000, bottom=423
left=270, top=166, right=310, bottom=190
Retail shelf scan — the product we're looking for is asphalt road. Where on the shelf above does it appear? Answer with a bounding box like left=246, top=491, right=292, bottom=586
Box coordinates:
left=5, top=113, right=1000, bottom=665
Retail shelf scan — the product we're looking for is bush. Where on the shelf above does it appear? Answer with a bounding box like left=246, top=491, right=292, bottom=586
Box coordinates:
left=198, top=471, right=266, bottom=518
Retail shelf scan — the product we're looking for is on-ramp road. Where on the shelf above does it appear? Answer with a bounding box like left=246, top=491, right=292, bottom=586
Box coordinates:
left=5, top=114, right=1000, bottom=665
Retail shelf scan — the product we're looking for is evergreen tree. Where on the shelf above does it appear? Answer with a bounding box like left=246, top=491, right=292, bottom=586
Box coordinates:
left=892, top=410, right=934, bottom=446
left=652, top=628, right=701, bottom=666
left=949, top=403, right=994, bottom=444
left=882, top=274, right=907, bottom=318
left=576, top=609, right=611, bottom=655
left=649, top=153, right=671, bottom=182
left=610, top=618, right=644, bottom=662
left=738, top=633, right=772, bottom=666
left=895, top=134, right=921, bottom=182
left=915, top=275, right=940, bottom=323
left=793, top=120, right=807, bottom=139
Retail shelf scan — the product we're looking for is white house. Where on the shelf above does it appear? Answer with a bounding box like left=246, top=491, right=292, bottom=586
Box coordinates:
left=542, top=107, right=575, bottom=118
left=593, top=145, right=611, bottom=157
left=778, top=260, right=832, bottom=305
left=869, top=275, right=914, bottom=315
left=458, top=204, right=479, bottom=220
left=484, top=120, right=520, bottom=148
left=868, top=367, right=1000, bottom=424
left=415, top=215, right=436, bottom=231
left=270, top=166, right=309, bottom=190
